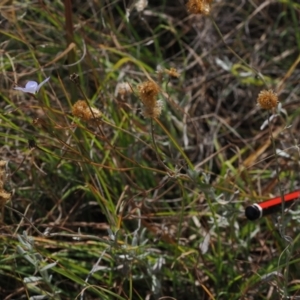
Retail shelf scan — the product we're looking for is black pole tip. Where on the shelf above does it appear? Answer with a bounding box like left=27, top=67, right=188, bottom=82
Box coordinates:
left=245, top=205, right=261, bottom=221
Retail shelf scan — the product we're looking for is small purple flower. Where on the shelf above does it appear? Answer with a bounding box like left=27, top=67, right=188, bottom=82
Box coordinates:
left=14, top=77, right=50, bottom=94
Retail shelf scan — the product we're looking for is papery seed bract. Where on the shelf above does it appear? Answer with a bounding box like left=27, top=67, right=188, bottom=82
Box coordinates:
left=14, top=77, right=50, bottom=94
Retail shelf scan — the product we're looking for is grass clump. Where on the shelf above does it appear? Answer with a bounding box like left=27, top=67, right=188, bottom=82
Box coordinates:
left=1, top=0, right=300, bottom=299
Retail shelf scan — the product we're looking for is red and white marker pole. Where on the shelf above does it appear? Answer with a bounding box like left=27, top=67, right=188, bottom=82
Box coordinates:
left=245, top=190, right=300, bottom=220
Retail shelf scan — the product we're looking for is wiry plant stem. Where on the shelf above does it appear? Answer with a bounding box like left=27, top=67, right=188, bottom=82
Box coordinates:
left=210, top=17, right=268, bottom=88
left=150, top=118, right=170, bottom=172
left=154, top=118, right=194, bottom=170
left=64, top=0, right=77, bottom=101
left=267, top=110, right=290, bottom=298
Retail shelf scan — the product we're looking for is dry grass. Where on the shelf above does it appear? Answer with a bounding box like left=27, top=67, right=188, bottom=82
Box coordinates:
left=0, top=0, right=300, bottom=299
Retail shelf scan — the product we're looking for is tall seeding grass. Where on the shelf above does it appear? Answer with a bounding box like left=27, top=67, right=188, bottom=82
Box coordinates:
left=1, top=0, right=300, bottom=299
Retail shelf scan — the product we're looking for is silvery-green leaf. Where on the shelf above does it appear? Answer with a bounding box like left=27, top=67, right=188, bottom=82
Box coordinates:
left=199, top=233, right=210, bottom=254
left=131, top=234, right=138, bottom=247
left=276, top=149, right=290, bottom=158
left=17, top=235, right=32, bottom=250
left=152, top=257, right=165, bottom=272
left=260, top=114, right=278, bottom=130
left=16, top=245, right=26, bottom=255
left=107, top=228, right=115, bottom=241
left=29, top=296, right=48, bottom=300
left=39, top=261, right=58, bottom=272
left=24, top=276, right=43, bottom=283
left=215, top=57, right=232, bottom=71
left=261, top=271, right=283, bottom=282
left=17, top=246, right=36, bottom=265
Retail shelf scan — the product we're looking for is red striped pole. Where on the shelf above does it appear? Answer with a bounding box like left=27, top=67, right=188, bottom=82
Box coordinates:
left=245, top=190, right=300, bottom=220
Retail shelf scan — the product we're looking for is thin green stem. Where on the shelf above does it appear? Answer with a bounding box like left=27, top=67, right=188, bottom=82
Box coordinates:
left=267, top=110, right=290, bottom=298
left=154, top=117, right=194, bottom=170
left=210, top=17, right=268, bottom=88
left=150, top=118, right=171, bottom=172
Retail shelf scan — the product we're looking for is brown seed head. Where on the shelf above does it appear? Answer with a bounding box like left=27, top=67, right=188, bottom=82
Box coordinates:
left=72, top=100, right=102, bottom=121
left=137, top=80, right=163, bottom=118
left=164, top=68, right=180, bottom=78
left=257, top=90, right=278, bottom=110
left=70, top=73, right=79, bottom=84
left=137, top=80, right=160, bottom=107
left=186, top=0, right=213, bottom=15
left=0, top=160, right=11, bottom=209
left=142, top=100, right=163, bottom=118
left=0, top=160, right=6, bottom=190
left=0, top=190, right=11, bottom=202
left=0, top=190, right=11, bottom=211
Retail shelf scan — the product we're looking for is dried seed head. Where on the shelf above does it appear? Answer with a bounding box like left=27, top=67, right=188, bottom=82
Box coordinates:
left=142, top=100, right=163, bottom=118
left=72, top=100, right=102, bottom=121
left=257, top=90, right=278, bottom=110
left=0, top=190, right=11, bottom=202
left=116, top=82, right=132, bottom=96
left=137, top=80, right=162, bottom=118
left=137, top=80, right=160, bottom=107
left=70, top=73, right=79, bottom=84
left=0, top=160, right=10, bottom=209
left=0, top=161, right=7, bottom=189
left=186, top=0, right=213, bottom=15
left=164, top=68, right=180, bottom=78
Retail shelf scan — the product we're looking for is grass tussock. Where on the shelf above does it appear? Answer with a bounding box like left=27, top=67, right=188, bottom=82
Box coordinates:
left=0, top=0, right=300, bottom=299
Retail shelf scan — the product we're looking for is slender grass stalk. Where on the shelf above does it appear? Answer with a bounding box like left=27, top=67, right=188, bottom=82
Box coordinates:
left=210, top=17, right=268, bottom=87
left=150, top=118, right=172, bottom=171
left=64, top=0, right=77, bottom=101
left=154, top=117, right=194, bottom=170
left=267, top=109, right=291, bottom=298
